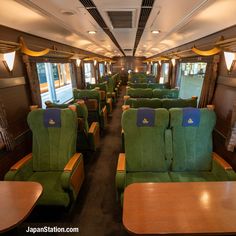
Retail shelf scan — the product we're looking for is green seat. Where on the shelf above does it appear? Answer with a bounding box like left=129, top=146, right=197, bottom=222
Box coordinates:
left=116, top=108, right=170, bottom=198
left=169, top=108, right=236, bottom=181
left=162, top=97, right=197, bottom=109
left=126, top=88, right=153, bottom=98
left=45, top=101, right=99, bottom=152
left=125, top=98, right=162, bottom=108
left=5, top=109, right=84, bottom=207
left=73, top=89, right=107, bottom=130
left=153, top=88, right=179, bottom=98
left=86, top=82, right=112, bottom=113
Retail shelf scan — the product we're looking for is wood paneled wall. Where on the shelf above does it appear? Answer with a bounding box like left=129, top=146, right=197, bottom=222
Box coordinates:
left=0, top=25, right=105, bottom=179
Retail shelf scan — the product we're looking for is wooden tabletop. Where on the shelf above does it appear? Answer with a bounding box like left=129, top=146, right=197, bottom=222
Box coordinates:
left=0, top=181, right=43, bottom=233
left=123, top=182, right=236, bottom=235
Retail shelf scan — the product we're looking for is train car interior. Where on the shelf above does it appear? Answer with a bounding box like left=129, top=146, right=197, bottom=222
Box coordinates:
left=0, top=0, right=236, bottom=235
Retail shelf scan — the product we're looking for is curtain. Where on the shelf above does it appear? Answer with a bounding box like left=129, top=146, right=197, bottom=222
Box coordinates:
left=22, top=55, right=42, bottom=107
left=198, top=55, right=220, bottom=108
left=0, top=100, right=15, bottom=151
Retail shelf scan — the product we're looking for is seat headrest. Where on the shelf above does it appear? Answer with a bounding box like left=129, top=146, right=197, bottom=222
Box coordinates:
left=137, top=108, right=155, bottom=127
left=43, top=108, right=61, bottom=128
left=182, top=108, right=200, bottom=127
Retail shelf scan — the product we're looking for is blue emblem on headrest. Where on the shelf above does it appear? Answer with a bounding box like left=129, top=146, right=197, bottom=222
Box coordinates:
left=182, top=108, right=200, bottom=127
left=43, top=109, right=61, bottom=128
left=137, top=108, right=155, bottom=127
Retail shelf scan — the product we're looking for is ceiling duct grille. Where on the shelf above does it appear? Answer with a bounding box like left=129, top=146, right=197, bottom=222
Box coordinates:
left=79, top=0, right=95, bottom=8
left=107, top=11, right=132, bottom=29
left=133, top=0, right=155, bottom=55
left=79, top=0, right=125, bottom=56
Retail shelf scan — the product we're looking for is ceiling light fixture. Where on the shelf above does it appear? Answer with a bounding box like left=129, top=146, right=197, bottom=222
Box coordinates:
left=0, top=51, right=16, bottom=72
left=60, top=10, right=76, bottom=16
left=76, top=59, right=81, bottom=67
left=151, top=30, right=160, bottom=34
left=224, top=51, right=235, bottom=72
left=171, top=58, right=176, bottom=66
left=88, top=31, right=97, bottom=34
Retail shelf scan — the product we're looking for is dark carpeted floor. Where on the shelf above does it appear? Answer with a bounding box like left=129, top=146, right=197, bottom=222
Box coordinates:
left=5, top=86, right=129, bottom=236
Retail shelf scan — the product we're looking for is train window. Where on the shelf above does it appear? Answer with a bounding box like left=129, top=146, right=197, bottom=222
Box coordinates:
left=99, top=63, right=105, bottom=77
left=177, top=62, right=207, bottom=102
left=84, top=62, right=96, bottom=84
left=152, top=63, right=158, bottom=76
left=36, top=63, right=73, bottom=108
left=160, top=62, right=169, bottom=83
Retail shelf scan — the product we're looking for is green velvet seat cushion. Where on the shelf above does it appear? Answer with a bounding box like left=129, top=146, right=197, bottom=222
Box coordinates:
left=170, top=108, right=216, bottom=171
left=153, top=88, right=179, bottom=98
left=162, top=98, right=197, bottom=109
left=28, top=172, right=70, bottom=206
left=126, top=172, right=171, bottom=186
left=122, top=108, right=169, bottom=172
left=28, top=109, right=77, bottom=171
left=169, top=171, right=219, bottom=182
left=127, top=88, right=153, bottom=98
left=125, top=98, right=162, bottom=108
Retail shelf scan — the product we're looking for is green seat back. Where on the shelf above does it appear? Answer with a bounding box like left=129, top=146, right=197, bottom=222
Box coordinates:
left=122, top=108, right=169, bottom=172
left=125, top=98, right=162, bottom=108
left=169, top=108, right=216, bottom=171
left=27, top=109, right=77, bottom=171
left=147, top=83, right=168, bottom=89
left=127, top=88, right=153, bottom=98
left=87, top=82, right=108, bottom=93
left=73, top=89, right=101, bottom=112
left=128, top=83, right=148, bottom=88
left=153, top=88, right=179, bottom=98
left=162, top=98, right=197, bottom=109
left=46, top=102, right=89, bottom=132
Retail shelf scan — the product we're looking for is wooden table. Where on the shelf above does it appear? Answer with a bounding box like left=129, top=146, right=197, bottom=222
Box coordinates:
left=0, top=181, right=43, bottom=233
left=123, top=182, right=236, bottom=235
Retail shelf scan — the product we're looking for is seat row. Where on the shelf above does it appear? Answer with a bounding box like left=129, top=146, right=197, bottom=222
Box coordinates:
left=127, top=82, right=168, bottom=89
left=116, top=107, right=236, bottom=201
left=123, top=97, right=197, bottom=110
left=4, top=74, right=122, bottom=208
left=125, top=87, right=179, bottom=99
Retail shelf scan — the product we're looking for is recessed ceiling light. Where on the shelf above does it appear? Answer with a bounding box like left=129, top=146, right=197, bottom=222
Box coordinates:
left=88, top=31, right=97, bottom=34
left=151, top=30, right=160, bottom=34
left=60, top=10, right=76, bottom=16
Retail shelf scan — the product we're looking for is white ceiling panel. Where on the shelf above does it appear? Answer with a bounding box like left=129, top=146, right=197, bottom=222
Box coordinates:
left=0, top=0, right=236, bottom=58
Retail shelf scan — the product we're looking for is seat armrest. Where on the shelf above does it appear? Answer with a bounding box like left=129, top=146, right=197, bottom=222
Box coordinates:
left=4, top=153, right=33, bottom=181
left=106, top=98, right=113, bottom=113
left=116, top=153, right=126, bottom=192
left=212, top=152, right=236, bottom=181
left=212, top=152, right=232, bottom=170
left=122, top=105, right=130, bottom=112
left=10, top=153, right=32, bottom=170
left=101, top=105, right=108, bottom=128
left=88, top=122, right=100, bottom=151
left=123, top=95, right=130, bottom=101
left=61, top=153, right=84, bottom=197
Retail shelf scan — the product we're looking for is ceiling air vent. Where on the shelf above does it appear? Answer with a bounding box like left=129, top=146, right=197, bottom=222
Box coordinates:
left=107, top=11, right=132, bottom=28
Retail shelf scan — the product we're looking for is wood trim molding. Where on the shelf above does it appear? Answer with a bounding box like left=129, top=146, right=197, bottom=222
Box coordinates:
left=117, top=153, right=126, bottom=171
left=10, top=153, right=32, bottom=170
left=217, top=76, right=236, bottom=88
left=64, top=153, right=82, bottom=171
left=0, top=77, right=26, bottom=89
left=212, top=152, right=232, bottom=170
